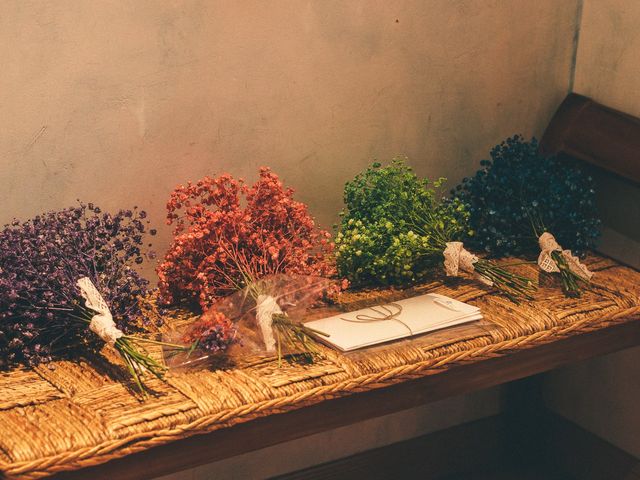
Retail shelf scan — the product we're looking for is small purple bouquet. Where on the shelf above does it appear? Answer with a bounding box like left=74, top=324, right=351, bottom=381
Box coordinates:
left=0, top=203, right=169, bottom=394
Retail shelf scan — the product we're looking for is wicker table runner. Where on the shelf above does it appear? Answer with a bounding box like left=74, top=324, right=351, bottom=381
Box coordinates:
left=1, top=254, right=639, bottom=479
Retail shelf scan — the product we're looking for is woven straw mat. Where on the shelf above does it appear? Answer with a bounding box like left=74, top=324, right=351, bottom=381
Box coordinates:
left=0, top=254, right=639, bottom=479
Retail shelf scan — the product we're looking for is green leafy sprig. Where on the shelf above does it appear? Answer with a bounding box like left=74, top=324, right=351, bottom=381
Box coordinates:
left=336, top=158, right=535, bottom=301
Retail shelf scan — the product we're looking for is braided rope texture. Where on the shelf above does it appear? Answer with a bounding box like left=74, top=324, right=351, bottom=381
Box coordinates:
left=0, top=254, right=638, bottom=479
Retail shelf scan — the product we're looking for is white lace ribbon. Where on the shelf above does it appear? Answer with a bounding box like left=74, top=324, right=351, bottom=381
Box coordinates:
left=537, top=232, right=593, bottom=281
left=443, top=241, right=493, bottom=286
left=255, top=294, right=281, bottom=352
left=76, top=277, right=123, bottom=346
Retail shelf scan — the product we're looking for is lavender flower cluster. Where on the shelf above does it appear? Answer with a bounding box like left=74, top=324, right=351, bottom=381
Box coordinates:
left=0, top=203, right=156, bottom=368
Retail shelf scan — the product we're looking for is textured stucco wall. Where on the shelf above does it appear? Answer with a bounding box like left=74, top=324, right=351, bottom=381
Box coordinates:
left=543, top=0, right=640, bottom=459
left=572, top=0, right=640, bottom=115
left=0, top=0, right=578, bottom=275
left=0, top=1, right=582, bottom=478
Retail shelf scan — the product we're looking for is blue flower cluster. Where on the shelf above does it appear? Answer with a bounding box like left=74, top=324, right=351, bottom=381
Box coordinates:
left=452, top=135, right=600, bottom=257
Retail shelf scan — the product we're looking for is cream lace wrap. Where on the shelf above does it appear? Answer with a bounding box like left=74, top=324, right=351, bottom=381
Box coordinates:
left=537, top=232, right=593, bottom=281
left=256, top=294, right=281, bottom=352
left=77, top=277, right=123, bottom=346
left=443, top=241, right=493, bottom=286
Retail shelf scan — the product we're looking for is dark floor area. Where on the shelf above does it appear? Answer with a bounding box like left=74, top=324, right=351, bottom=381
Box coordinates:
left=444, top=467, right=574, bottom=480
left=277, top=378, right=639, bottom=480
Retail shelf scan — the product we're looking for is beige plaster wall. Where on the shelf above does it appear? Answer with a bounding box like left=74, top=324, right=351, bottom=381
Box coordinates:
left=0, top=0, right=578, bottom=274
left=572, top=0, right=640, bottom=115
left=543, top=0, right=640, bottom=459
left=0, top=1, right=582, bottom=478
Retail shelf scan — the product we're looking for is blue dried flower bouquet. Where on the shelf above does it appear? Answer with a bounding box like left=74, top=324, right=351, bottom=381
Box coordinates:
left=453, top=135, right=601, bottom=296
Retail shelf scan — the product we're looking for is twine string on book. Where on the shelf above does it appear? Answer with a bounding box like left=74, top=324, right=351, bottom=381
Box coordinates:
left=537, top=232, right=593, bottom=281
left=76, top=277, right=123, bottom=346
left=341, top=302, right=413, bottom=335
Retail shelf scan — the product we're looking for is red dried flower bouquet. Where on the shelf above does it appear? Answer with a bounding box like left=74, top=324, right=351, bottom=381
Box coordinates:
left=158, top=167, right=336, bottom=309
left=158, top=168, right=337, bottom=365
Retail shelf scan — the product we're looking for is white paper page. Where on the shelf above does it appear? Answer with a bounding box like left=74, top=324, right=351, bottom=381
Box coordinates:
left=305, top=293, right=482, bottom=352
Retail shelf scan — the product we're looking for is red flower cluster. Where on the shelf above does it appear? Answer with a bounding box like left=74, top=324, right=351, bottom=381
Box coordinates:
left=181, top=311, right=236, bottom=354
left=157, top=167, right=336, bottom=309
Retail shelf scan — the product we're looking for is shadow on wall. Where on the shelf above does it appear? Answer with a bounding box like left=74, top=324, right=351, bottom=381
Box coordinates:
left=591, top=166, right=640, bottom=269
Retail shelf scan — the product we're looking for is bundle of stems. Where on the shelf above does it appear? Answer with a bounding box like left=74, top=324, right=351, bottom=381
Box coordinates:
left=529, top=211, right=589, bottom=297
left=271, top=313, right=329, bottom=364
left=407, top=208, right=536, bottom=302
left=72, top=303, right=187, bottom=395
left=242, top=274, right=331, bottom=364
left=112, top=336, right=169, bottom=395
left=162, top=279, right=330, bottom=371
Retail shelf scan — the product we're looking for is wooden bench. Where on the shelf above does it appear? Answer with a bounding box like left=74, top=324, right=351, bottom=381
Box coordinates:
left=1, top=94, right=639, bottom=480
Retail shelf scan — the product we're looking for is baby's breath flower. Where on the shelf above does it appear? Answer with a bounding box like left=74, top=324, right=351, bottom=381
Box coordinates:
left=451, top=135, right=600, bottom=256
left=336, top=157, right=536, bottom=301
left=335, top=158, right=465, bottom=286
left=450, top=135, right=599, bottom=297
left=158, top=168, right=338, bottom=309
left=0, top=204, right=154, bottom=368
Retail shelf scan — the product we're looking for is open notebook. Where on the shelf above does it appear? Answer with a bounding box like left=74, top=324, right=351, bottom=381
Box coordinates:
left=304, top=293, right=482, bottom=352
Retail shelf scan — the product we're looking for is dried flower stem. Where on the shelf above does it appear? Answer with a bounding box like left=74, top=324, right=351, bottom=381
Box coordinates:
left=530, top=212, right=588, bottom=297
left=473, top=259, right=536, bottom=302
left=76, top=308, right=184, bottom=395
left=550, top=250, right=587, bottom=298
left=117, top=338, right=167, bottom=396
left=272, top=313, right=329, bottom=365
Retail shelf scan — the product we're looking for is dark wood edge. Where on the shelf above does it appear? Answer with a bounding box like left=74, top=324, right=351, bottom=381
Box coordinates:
left=540, top=93, right=640, bottom=184
left=540, top=92, right=591, bottom=155
left=48, top=318, right=640, bottom=480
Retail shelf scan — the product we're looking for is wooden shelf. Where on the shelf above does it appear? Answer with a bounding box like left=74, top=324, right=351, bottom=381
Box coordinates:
left=50, top=319, right=640, bottom=480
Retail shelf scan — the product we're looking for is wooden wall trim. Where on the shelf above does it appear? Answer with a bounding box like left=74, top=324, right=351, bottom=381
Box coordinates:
left=541, top=93, right=640, bottom=184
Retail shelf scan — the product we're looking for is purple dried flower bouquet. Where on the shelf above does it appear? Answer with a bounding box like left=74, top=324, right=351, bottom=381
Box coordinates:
left=0, top=203, right=172, bottom=394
